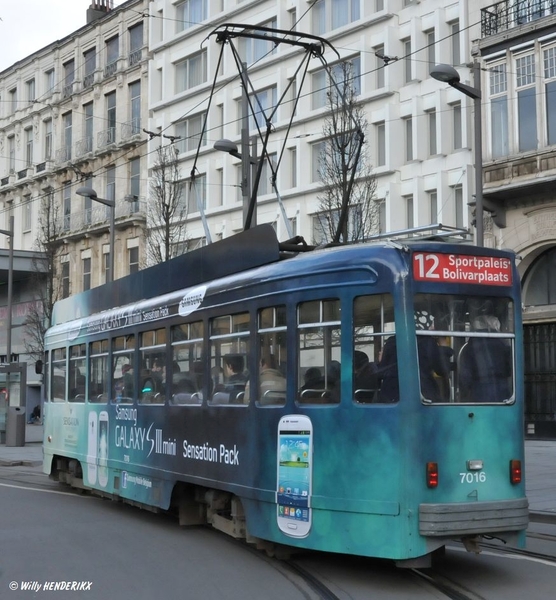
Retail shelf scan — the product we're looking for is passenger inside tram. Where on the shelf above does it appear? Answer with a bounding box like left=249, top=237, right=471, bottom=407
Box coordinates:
left=458, top=314, right=513, bottom=402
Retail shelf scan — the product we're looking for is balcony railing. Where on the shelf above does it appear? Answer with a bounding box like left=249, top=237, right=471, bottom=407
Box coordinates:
left=17, top=169, right=28, bottom=180
left=63, top=82, right=74, bottom=98
left=98, top=127, right=116, bottom=148
left=1, top=177, right=10, bottom=186
left=75, top=136, right=93, bottom=157
left=55, top=146, right=72, bottom=164
left=104, top=60, right=118, bottom=78
left=83, top=72, right=95, bottom=88
left=57, top=198, right=146, bottom=233
left=121, top=118, right=141, bottom=141
left=129, top=48, right=142, bottom=67
left=482, top=0, right=556, bottom=36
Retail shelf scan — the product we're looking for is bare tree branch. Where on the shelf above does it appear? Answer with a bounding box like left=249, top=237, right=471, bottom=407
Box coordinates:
left=145, top=145, right=190, bottom=264
left=23, top=190, right=65, bottom=361
left=315, top=61, right=380, bottom=244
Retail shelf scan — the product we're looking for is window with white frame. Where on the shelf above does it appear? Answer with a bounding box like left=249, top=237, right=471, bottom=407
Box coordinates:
left=81, top=257, right=91, bottom=291
left=248, top=86, right=277, bottom=130
left=8, top=136, right=15, bottom=172
left=176, top=112, right=206, bottom=153
left=516, top=53, right=537, bottom=152
left=176, top=51, right=207, bottom=92
left=312, top=0, right=360, bottom=35
left=429, top=190, right=438, bottom=224
left=405, top=195, right=414, bottom=228
left=63, top=112, right=72, bottom=161
left=489, top=63, right=509, bottom=158
left=44, top=119, right=53, bottom=161
left=238, top=18, right=277, bottom=64
left=290, top=147, right=297, bottom=188
left=257, top=153, right=277, bottom=196
left=311, top=140, right=325, bottom=182
left=44, top=68, right=55, bottom=93
left=9, top=88, right=17, bottom=113
left=312, top=56, right=361, bottom=110
left=129, top=81, right=141, bottom=135
left=426, top=30, right=435, bottom=69
left=544, top=46, right=556, bottom=146
left=25, top=127, right=33, bottom=167
left=184, top=173, right=207, bottom=213
left=130, top=157, right=140, bottom=202
left=176, top=0, right=207, bottom=32
left=428, top=109, right=437, bottom=156
left=454, top=185, right=464, bottom=228
left=23, top=196, right=32, bottom=231
left=452, top=102, right=462, bottom=150
left=403, top=39, right=412, bottom=83
left=404, top=117, right=413, bottom=162
left=451, top=21, right=460, bottom=66
left=375, top=45, right=385, bottom=89
left=26, top=78, right=35, bottom=104
left=376, top=122, right=386, bottom=166
left=129, top=246, right=139, bottom=275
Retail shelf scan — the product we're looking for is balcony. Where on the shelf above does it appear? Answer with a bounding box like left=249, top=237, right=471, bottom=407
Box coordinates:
left=121, top=118, right=141, bottom=143
left=482, top=0, right=556, bottom=36
left=55, top=146, right=72, bottom=164
left=1, top=176, right=10, bottom=186
left=57, top=197, right=147, bottom=237
left=63, top=82, right=74, bottom=99
left=98, top=127, right=116, bottom=149
left=104, top=60, right=118, bottom=78
left=75, top=136, right=93, bottom=158
left=17, top=168, right=28, bottom=180
left=129, top=48, right=142, bottom=67
left=83, top=72, right=95, bottom=89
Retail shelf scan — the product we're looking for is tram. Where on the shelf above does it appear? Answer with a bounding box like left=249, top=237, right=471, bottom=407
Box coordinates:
left=42, top=225, right=528, bottom=566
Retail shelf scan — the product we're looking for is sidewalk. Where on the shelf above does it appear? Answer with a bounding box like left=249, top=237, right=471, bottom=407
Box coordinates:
left=0, top=431, right=554, bottom=518
left=0, top=423, right=43, bottom=466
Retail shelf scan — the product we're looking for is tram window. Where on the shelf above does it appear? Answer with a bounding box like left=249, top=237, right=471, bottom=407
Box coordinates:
left=246, top=306, right=287, bottom=406
left=113, top=335, right=135, bottom=403
left=139, top=328, right=166, bottom=405
left=414, top=294, right=515, bottom=404
left=51, top=347, right=67, bottom=402
left=89, top=340, right=109, bottom=403
left=298, top=299, right=341, bottom=405
left=68, top=344, right=86, bottom=402
left=210, top=312, right=250, bottom=405
left=170, top=321, right=204, bottom=405
left=353, top=294, right=395, bottom=404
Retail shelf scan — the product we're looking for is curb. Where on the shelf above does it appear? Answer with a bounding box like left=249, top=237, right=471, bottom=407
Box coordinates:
left=0, top=459, right=43, bottom=467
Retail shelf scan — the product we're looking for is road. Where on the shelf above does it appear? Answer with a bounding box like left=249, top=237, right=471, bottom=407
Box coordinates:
left=1, top=465, right=555, bottom=599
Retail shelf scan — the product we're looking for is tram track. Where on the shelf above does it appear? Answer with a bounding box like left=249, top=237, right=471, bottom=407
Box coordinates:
left=411, top=568, right=488, bottom=600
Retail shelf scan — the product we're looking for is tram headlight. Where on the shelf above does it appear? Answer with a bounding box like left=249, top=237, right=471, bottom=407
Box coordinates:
left=509, top=459, right=522, bottom=484
left=426, top=462, right=438, bottom=488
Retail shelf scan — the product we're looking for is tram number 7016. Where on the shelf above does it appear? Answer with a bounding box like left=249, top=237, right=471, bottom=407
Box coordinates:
left=460, top=472, right=487, bottom=483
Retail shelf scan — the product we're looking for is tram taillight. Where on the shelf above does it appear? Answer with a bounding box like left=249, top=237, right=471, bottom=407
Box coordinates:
left=426, top=462, right=438, bottom=488
left=510, top=460, right=522, bottom=484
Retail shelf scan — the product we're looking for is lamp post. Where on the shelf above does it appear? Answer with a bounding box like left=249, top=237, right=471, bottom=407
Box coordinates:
left=431, top=62, right=484, bottom=246
left=0, top=216, right=14, bottom=362
left=76, top=187, right=115, bottom=283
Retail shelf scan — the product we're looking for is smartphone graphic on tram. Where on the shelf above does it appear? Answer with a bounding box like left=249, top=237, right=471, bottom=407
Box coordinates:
left=98, top=411, right=109, bottom=488
left=276, top=415, right=313, bottom=538
left=87, top=411, right=98, bottom=486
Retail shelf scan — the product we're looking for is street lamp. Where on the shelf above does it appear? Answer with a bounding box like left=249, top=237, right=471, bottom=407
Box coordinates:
left=0, top=216, right=14, bottom=362
left=76, top=186, right=115, bottom=283
left=430, top=62, right=484, bottom=246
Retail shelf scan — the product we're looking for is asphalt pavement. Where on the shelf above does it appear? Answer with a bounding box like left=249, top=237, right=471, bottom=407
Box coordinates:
left=0, top=425, right=554, bottom=519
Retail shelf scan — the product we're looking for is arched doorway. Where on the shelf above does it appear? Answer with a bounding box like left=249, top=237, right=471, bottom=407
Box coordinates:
left=522, top=247, right=556, bottom=437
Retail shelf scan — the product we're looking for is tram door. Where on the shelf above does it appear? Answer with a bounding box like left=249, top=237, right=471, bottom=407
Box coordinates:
left=524, top=323, right=556, bottom=438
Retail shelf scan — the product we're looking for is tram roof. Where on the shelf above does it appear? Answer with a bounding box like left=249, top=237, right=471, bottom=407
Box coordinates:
left=50, top=224, right=516, bottom=328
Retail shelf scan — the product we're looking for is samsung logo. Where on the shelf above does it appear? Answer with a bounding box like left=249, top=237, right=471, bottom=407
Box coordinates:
left=179, top=285, right=207, bottom=317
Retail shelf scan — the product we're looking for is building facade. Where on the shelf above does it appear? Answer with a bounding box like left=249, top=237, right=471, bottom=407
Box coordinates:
left=148, top=0, right=476, bottom=245
left=479, top=0, right=556, bottom=436
left=0, top=0, right=150, bottom=409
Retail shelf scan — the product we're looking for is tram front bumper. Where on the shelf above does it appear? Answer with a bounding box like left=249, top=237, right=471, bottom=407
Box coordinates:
left=419, top=497, right=529, bottom=537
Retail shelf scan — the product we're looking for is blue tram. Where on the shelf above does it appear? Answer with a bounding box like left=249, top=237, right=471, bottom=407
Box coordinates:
left=42, top=225, right=528, bottom=565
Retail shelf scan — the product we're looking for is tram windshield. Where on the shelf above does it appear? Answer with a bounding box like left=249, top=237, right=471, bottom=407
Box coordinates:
left=414, top=294, right=514, bottom=404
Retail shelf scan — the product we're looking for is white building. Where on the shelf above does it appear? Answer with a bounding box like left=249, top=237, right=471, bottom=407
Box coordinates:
left=148, top=0, right=477, bottom=245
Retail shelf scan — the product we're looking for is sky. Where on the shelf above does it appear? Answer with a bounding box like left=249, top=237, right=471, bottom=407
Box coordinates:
left=0, top=0, right=127, bottom=72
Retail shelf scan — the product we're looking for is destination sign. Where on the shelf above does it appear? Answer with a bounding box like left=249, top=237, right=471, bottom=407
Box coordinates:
left=413, top=252, right=513, bottom=286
